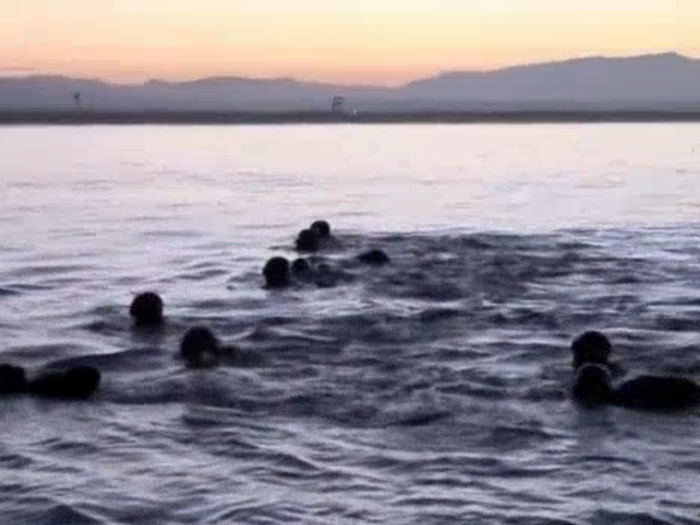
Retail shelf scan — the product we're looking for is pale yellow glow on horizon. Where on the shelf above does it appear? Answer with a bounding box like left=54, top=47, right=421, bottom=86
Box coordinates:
left=1, top=0, right=698, bottom=85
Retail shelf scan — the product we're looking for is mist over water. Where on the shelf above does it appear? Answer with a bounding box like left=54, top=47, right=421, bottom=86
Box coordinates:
left=1, top=124, right=700, bottom=524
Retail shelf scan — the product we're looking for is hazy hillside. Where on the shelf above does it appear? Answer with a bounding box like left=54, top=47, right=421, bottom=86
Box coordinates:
left=401, top=53, right=700, bottom=106
left=1, top=53, right=699, bottom=112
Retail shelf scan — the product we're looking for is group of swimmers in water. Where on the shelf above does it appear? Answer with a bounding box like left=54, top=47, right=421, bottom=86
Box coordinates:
left=2, top=220, right=699, bottom=411
left=262, top=220, right=391, bottom=289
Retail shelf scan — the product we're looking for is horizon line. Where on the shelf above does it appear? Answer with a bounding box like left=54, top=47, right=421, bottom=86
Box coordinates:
left=2, top=50, right=697, bottom=88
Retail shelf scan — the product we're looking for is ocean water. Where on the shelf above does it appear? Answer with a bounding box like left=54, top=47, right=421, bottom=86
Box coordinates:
left=1, top=123, right=700, bottom=525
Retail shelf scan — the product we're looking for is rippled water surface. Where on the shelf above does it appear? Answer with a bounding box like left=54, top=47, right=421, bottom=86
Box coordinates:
left=1, top=124, right=700, bottom=524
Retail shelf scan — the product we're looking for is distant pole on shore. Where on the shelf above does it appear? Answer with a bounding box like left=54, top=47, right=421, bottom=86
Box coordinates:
left=331, top=95, right=345, bottom=114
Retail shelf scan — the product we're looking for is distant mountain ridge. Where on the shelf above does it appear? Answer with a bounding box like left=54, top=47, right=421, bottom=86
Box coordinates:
left=2, top=53, right=699, bottom=112
left=403, top=52, right=700, bottom=104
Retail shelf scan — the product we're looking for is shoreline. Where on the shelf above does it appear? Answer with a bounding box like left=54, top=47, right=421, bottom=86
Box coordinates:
left=2, top=110, right=700, bottom=125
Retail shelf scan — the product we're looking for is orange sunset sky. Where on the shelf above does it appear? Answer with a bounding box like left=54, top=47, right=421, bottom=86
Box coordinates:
left=1, top=0, right=698, bottom=85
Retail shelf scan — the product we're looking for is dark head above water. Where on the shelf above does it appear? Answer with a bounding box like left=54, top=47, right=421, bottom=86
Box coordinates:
left=263, top=256, right=291, bottom=288
left=180, top=326, right=220, bottom=368
left=130, top=292, right=164, bottom=326
left=358, top=249, right=391, bottom=266
left=0, top=364, right=27, bottom=395
left=295, top=229, right=320, bottom=253
left=310, top=220, right=331, bottom=239
left=291, top=257, right=313, bottom=281
left=28, top=365, right=101, bottom=400
left=571, top=330, right=612, bottom=369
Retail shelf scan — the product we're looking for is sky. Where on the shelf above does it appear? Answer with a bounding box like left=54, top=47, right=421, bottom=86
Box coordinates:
left=1, top=0, right=699, bottom=85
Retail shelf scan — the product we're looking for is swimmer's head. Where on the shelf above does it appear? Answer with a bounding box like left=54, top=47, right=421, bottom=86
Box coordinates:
left=310, top=220, right=331, bottom=239
left=295, top=229, right=320, bottom=253
left=358, top=249, right=390, bottom=266
left=291, top=258, right=313, bottom=281
left=180, top=326, right=220, bottom=368
left=263, top=257, right=291, bottom=288
left=130, top=292, right=164, bottom=326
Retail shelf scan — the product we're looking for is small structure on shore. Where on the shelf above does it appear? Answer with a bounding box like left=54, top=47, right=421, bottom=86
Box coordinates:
left=331, top=96, right=345, bottom=114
